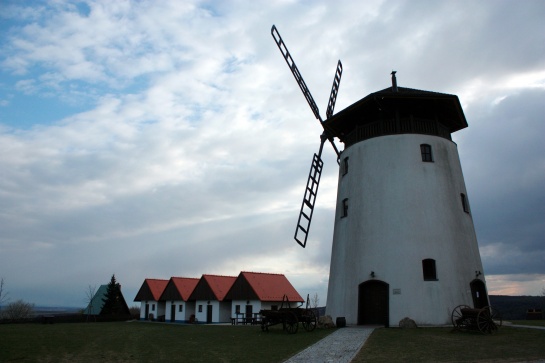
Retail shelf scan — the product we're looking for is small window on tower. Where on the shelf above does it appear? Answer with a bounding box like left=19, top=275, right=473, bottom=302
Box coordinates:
left=420, top=144, right=433, bottom=162
left=342, top=157, right=349, bottom=176
left=461, top=193, right=470, bottom=213
left=422, top=259, right=437, bottom=280
left=341, top=198, right=349, bottom=218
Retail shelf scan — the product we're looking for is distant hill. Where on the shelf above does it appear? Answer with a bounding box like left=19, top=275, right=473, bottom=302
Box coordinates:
left=489, top=295, right=545, bottom=320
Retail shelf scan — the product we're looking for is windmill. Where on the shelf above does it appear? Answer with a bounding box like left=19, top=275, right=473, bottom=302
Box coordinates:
left=271, top=25, right=489, bottom=326
left=271, top=25, right=342, bottom=248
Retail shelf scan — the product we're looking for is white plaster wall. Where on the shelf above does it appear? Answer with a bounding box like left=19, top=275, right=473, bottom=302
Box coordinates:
left=165, top=301, right=191, bottom=322
left=156, top=301, right=166, bottom=320
left=219, top=302, right=232, bottom=323
left=231, top=300, right=262, bottom=322
left=139, top=302, right=146, bottom=320
left=326, top=134, right=486, bottom=326
left=142, top=300, right=163, bottom=320
left=185, top=302, right=196, bottom=321
left=195, top=300, right=222, bottom=323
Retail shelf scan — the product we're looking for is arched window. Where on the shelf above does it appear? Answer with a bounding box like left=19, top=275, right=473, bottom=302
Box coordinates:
left=342, top=157, right=349, bottom=176
left=420, top=144, right=433, bottom=162
left=461, top=193, right=470, bottom=213
left=422, top=259, right=437, bottom=280
left=341, top=198, right=349, bottom=218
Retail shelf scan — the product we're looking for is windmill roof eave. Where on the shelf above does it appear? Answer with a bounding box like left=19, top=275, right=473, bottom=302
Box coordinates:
left=323, top=86, right=468, bottom=141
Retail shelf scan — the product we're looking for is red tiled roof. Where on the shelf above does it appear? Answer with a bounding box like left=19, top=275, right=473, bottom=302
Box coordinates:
left=171, top=277, right=200, bottom=300
left=191, top=274, right=236, bottom=301
left=204, top=275, right=237, bottom=301
left=134, top=278, right=168, bottom=302
left=240, top=272, right=303, bottom=302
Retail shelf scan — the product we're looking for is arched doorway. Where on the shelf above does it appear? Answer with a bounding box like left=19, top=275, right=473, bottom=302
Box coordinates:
left=470, top=279, right=489, bottom=308
left=358, top=280, right=389, bottom=327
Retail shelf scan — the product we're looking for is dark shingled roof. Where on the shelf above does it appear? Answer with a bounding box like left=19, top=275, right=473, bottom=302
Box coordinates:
left=323, top=86, right=468, bottom=143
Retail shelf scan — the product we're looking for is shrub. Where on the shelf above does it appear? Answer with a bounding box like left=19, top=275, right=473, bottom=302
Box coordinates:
left=3, top=300, right=35, bottom=321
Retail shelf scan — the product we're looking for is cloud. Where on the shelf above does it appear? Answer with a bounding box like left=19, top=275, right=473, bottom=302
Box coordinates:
left=0, top=0, right=544, bottom=306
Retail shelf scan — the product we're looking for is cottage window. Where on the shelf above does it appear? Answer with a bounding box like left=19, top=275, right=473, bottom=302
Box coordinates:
left=422, top=259, right=437, bottom=280
left=461, top=193, right=470, bottom=213
left=420, top=144, right=433, bottom=162
left=179, top=305, right=183, bottom=312
left=341, top=198, right=349, bottom=218
left=152, top=304, right=155, bottom=311
left=198, top=305, right=203, bottom=313
left=235, top=305, right=240, bottom=314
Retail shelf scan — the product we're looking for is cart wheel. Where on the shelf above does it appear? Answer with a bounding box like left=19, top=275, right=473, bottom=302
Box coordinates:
left=477, top=308, right=497, bottom=334
left=486, top=306, right=502, bottom=328
left=302, top=310, right=317, bottom=332
left=284, top=311, right=299, bottom=334
left=451, top=305, right=470, bottom=328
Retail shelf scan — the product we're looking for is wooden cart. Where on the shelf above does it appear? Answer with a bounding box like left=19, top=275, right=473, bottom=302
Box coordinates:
left=259, top=295, right=317, bottom=334
left=451, top=305, right=502, bottom=334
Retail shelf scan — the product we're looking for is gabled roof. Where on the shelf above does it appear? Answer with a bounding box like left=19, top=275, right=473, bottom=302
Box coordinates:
left=224, top=272, right=304, bottom=303
left=159, top=277, right=200, bottom=301
left=85, top=284, right=131, bottom=315
left=133, top=278, right=168, bottom=302
left=189, top=274, right=236, bottom=302
left=84, top=285, right=108, bottom=315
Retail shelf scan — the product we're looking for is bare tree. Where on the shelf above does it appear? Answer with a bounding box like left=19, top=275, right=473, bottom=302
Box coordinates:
left=311, top=293, right=320, bottom=317
left=0, top=278, right=9, bottom=318
left=4, top=299, right=34, bottom=321
left=85, top=284, right=97, bottom=322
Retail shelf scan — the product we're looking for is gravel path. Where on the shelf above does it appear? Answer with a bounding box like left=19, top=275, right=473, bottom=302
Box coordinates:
left=283, top=327, right=374, bottom=363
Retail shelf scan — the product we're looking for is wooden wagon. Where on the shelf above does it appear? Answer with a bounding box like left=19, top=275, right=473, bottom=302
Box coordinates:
left=451, top=305, right=502, bottom=334
left=259, top=295, right=317, bottom=334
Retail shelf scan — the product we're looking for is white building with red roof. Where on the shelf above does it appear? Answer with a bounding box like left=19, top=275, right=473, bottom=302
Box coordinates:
left=188, top=274, right=237, bottom=324
left=159, top=277, right=200, bottom=323
left=133, top=272, right=303, bottom=324
left=133, top=278, right=168, bottom=321
left=224, top=272, right=304, bottom=324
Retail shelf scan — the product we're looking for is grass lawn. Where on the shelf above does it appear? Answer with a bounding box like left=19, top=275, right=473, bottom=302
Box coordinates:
left=355, top=326, right=545, bottom=362
left=0, top=321, right=334, bottom=363
left=1, top=321, right=544, bottom=362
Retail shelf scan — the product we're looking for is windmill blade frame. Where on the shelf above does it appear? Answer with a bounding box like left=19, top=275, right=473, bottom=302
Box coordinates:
left=271, top=25, right=344, bottom=247
left=326, top=60, right=343, bottom=119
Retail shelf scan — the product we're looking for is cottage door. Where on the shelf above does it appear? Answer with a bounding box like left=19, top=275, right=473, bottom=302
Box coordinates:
left=245, top=304, right=253, bottom=324
left=206, top=305, right=213, bottom=323
left=145, top=304, right=149, bottom=320
left=170, top=304, right=176, bottom=322
left=358, top=280, right=389, bottom=327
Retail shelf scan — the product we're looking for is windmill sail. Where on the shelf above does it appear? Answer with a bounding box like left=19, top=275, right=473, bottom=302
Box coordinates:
left=294, top=152, right=324, bottom=248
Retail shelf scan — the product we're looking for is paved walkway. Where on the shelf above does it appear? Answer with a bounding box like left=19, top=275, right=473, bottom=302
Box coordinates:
left=283, top=327, right=374, bottom=363
left=283, top=323, right=545, bottom=363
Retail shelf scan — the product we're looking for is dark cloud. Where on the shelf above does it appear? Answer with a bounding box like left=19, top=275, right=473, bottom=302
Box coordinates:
left=459, top=89, right=545, bottom=275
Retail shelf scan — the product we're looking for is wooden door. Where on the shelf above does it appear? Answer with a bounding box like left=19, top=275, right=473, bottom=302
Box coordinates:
left=358, top=280, right=389, bottom=327
left=245, top=304, right=253, bottom=324
left=470, top=279, right=489, bottom=309
left=170, top=304, right=176, bottom=322
left=206, top=305, right=213, bottom=323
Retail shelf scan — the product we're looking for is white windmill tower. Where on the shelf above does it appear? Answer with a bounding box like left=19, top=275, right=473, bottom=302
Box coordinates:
left=271, top=26, right=489, bottom=326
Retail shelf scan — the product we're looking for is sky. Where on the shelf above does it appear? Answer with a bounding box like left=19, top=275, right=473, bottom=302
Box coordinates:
left=0, top=0, right=544, bottom=308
